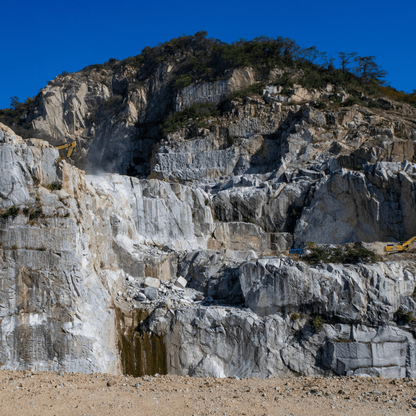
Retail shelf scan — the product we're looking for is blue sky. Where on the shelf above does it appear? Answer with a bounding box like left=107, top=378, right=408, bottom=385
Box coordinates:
left=1, top=0, right=415, bottom=109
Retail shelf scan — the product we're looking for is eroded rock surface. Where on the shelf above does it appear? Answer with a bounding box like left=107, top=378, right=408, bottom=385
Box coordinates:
left=1, top=42, right=416, bottom=379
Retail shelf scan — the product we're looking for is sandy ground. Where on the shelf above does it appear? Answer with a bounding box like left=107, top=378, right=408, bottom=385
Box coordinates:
left=0, top=370, right=415, bottom=415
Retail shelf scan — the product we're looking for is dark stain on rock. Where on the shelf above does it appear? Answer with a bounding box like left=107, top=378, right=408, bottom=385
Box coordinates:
left=115, top=308, right=167, bottom=377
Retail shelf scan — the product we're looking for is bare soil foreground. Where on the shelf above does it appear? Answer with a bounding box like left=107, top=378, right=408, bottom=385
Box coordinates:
left=0, top=370, right=415, bottom=415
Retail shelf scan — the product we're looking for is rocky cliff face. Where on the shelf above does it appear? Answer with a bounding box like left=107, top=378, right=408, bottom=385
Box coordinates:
left=2, top=119, right=416, bottom=378
left=1, top=35, right=416, bottom=378
left=22, top=52, right=257, bottom=176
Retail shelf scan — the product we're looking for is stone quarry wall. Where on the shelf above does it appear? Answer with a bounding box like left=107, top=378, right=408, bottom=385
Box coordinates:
left=2, top=122, right=416, bottom=378
left=2, top=56, right=416, bottom=379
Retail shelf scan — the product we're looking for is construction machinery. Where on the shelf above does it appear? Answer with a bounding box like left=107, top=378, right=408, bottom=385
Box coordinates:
left=385, top=236, right=416, bottom=253
left=55, top=141, right=76, bottom=158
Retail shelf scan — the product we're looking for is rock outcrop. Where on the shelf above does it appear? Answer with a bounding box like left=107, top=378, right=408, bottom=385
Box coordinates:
left=1, top=34, right=416, bottom=379
left=2, top=120, right=416, bottom=378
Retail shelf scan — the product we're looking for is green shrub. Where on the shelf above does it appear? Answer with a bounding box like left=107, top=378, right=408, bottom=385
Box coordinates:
left=303, top=247, right=329, bottom=264
left=227, top=82, right=265, bottom=101
left=311, top=315, right=325, bottom=333
left=291, top=313, right=304, bottom=320
left=288, top=207, right=302, bottom=221
left=299, top=69, right=326, bottom=90
left=303, top=244, right=377, bottom=265
left=379, top=86, right=416, bottom=107
left=0, top=207, right=20, bottom=219
left=213, top=40, right=286, bottom=75
left=297, top=66, right=360, bottom=91
left=48, top=182, right=62, bottom=191
left=341, top=96, right=367, bottom=107
left=394, top=308, right=415, bottom=324
left=175, top=74, right=193, bottom=89
left=274, top=72, right=294, bottom=89
left=342, top=246, right=377, bottom=263
left=314, top=101, right=327, bottom=109
left=331, top=95, right=343, bottom=105
left=29, top=208, right=43, bottom=220
left=163, top=102, right=220, bottom=134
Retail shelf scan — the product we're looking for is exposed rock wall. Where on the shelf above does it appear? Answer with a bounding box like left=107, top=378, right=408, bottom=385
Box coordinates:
left=0, top=125, right=121, bottom=373
left=0, top=123, right=284, bottom=374
left=24, top=64, right=257, bottom=176
left=2, top=51, right=416, bottom=380
left=144, top=306, right=416, bottom=379
left=175, top=68, right=256, bottom=112
left=140, top=256, right=416, bottom=379
left=295, top=162, right=416, bottom=245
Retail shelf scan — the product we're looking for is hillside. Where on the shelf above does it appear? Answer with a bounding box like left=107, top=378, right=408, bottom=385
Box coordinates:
left=0, top=32, right=416, bottom=379
left=1, top=32, right=415, bottom=175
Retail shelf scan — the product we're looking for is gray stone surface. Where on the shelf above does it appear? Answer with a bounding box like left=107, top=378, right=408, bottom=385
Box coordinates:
left=239, top=257, right=416, bottom=324
left=144, top=287, right=158, bottom=301
left=175, top=68, right=256, bottom=112
left=135, top=292, right=147, bottom=302
left=2, top=55, right=416, bottom=381
left=295, top=164, right=416, bottom=245
left=1, top=122, right=416, bottom=378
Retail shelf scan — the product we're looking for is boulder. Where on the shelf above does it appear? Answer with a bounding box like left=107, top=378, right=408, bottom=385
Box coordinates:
left=144, top=277, right=161, bottom=289
left=175, top=277, right=187, bottom=289
left=144, top=287, right=158, bottom=301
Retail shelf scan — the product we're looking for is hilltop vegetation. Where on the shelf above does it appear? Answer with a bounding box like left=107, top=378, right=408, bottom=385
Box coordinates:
left=1, top=31, right=414, bottom=141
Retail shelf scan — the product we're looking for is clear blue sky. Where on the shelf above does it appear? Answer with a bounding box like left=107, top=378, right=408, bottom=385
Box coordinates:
left=1, top=0, right=415, bottom=109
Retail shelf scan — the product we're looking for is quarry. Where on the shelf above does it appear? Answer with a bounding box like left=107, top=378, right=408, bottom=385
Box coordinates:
left=1, top=34, right=416, bottom=384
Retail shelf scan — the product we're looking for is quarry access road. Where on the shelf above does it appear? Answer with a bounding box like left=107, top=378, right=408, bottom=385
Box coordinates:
left=0, top=370, right=415, bottom=415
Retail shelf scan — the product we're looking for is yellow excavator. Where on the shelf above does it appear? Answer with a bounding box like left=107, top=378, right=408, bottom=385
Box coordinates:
left=55, top=141, right=76, bottom=158
left=385, top=236, right=416, bottom=253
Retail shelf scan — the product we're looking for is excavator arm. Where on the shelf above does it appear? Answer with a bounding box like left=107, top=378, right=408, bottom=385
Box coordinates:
left=403, top=236, right=416, bottom=249
left=385, top=236, right=416, bottom=253
left=55, top=141, right=76, bottom=158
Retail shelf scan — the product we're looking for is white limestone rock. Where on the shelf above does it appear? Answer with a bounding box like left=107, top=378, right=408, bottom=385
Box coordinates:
left=239, top=258, right=416, bottom=324
left=144, top=277, right=161, bottom=289
left=175, top=276, right=187, bottom=288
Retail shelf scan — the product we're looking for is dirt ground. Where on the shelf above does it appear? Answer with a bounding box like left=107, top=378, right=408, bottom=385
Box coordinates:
left=0, top=370, right=415, bottom=415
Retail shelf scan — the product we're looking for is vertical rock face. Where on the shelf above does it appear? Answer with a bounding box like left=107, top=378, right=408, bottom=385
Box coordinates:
left=174, top=68, right=256, bottom=112
left=0, top=123, right=220, bottom=373
left=144, top=307, right=416, bottom=379
left=0, top=125, right=120, bottom=372
left=2, top=100, right=416, bottom=376
left=295, top=163, right=416, bottom=245
left=23, top=59, right=257, bottom=177
left=238, top=258, right=416, bottom=324
left=2, top=36, right=416, bottom=379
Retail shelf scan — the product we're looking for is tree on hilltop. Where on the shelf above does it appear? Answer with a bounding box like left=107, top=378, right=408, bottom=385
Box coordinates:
left=10, top=96, right=20, bottom=111
left=353, top=56, right=387, bottom=84
left=338, top=52, right=357, bottom=73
